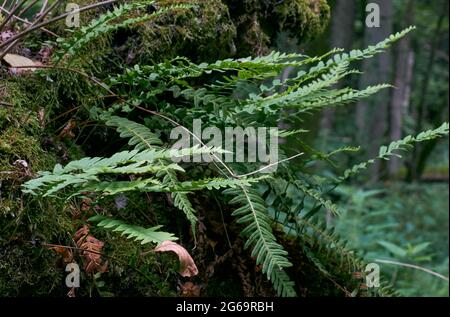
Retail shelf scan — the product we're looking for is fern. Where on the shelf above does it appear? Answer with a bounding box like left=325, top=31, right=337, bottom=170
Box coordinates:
left=224, top=186, right=297, bottom=297
left=103, top=115, right=163, bottom=150
left=294, top=181, right=341, bottom=216
left=89, top=215, right=178, bottom=244
left=295, top=216, right=398, bottom=297
left=109, top=28, right=415, bottom=130
left=22, top=25, right=449, bottom=297
left=21, top=146, right=227, bottom=197
left=340, top=122, right=449, bottom=181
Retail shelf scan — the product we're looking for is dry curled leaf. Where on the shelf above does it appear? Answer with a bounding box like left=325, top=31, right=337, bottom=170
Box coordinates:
left=51, top=246, right=74, bottom=264
left=155, top=241, right=199, bottom=277
left=58, top=120, right=77, bottom=140
left=74, top=225, right=108, bottom=274
left=67, top=287, right=76, bottom=298
left=179, top=282, right=202, bottom=297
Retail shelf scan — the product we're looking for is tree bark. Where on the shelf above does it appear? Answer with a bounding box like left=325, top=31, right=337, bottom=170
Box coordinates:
left=408, top=0, right=447, bottom=181
left=355, top=0, right=393, bottom=182
left=320, top=0, right=356, bottom=135
left=388, top=0, right=415, bottom=178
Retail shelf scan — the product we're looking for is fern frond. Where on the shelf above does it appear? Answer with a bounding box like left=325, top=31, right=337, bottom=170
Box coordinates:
left=224, top=186, right=297, bottom=297
left=103, top=115, right=162, bottom=150
left=295, top=181, right=341, bottom=216
left=162, top=169, right=198, bottom=236
left=89, top=215, right=178, bottom=244
left=295, top=216, right=398, bottom=297
left=340, top=122, right=449, bottom=181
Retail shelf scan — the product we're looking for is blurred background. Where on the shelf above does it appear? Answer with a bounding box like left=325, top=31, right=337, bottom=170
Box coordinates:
left=298, top=0, right=449, bottom=296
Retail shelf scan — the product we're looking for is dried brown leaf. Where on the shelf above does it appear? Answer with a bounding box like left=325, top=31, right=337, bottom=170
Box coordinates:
left=74, top=225, right=108, bottom=274
left=58, top=120, right=76, bottom=139
left=155, top=241, right=199, bottom=277
left=180, top=282, right=202, bottom=297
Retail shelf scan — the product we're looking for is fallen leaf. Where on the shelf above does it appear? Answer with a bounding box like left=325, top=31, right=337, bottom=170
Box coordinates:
left=74, top=225, right=108, bottom=274
left=180, top=282, right=201, bottom=297
left=58, top=120, right=76, bottom=139
left=155, top=241, right=199, bottom=277
left=50, top=246, right=74, bottom=264
left=3, top=53, right=37, bottom=74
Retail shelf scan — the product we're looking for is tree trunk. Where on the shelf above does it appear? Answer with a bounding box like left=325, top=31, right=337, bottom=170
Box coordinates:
left=355, top=0, right=393, bottom=182
left=388, top=0, right=415, bottom=178
left=320, top=0, right=356, bottom=135
left=408, top=1, right=447, bottom=181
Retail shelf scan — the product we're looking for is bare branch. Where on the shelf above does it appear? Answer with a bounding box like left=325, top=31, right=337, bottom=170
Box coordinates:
left=0, top=6, right=58, bottom=37
left=0, top=0, right=118, bottom=58
left=0, top=0, right=27, bottom=31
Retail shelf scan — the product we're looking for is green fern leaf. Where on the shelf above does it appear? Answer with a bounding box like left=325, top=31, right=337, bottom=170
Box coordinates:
left=225, top=186, right=297, bottom=297
left=89, top=215, right=178, bottom=244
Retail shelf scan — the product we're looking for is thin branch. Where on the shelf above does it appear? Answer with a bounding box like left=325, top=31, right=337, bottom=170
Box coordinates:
left=0, top=101, right=13, bottom=107
left=0, top=6, right=58, bottom=37
left=30, top=0, right=61, bottom=26
left=375, top=259, right=449, bottom=282
left=237, top=153, right=304, bottom=178
left=0, top=0, right=27, bottom=30
left=0, top=0, right=118, bottom=52
left=38, top=0, right=49, bottom=16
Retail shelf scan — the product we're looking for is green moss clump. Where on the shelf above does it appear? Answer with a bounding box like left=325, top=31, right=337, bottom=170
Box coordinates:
left=225, top=0, right=330, bottom=56
left=274, top=0, right=330, bottom=40
left=123, top=0, right=237, bottom=63
left=111, top=0, right=330, bottom=63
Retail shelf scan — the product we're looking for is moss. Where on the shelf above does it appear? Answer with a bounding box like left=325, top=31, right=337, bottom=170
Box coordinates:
left=0, top=76, right=181, bottom=296
left=274, top=0, right=330, bottom=40
left=225, top=0, right=330, bottom=56
left=122, top=0, right=237, bottom=63
left=111, top=0, right=330, bottom=63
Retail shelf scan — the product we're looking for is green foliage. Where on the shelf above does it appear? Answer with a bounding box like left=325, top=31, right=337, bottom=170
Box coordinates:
left=17, top=21, right=449, bottom=297
left=333, top=183, right=449, bottom=296
left=340, top=122, right=449, bottom=181
left=104, top=115, right=163, bottom=150
left=89, top=215, right=178, bottom=245
left=106, top=27, right=416, bottom=134
left=224, top=186, right=297, bottom=297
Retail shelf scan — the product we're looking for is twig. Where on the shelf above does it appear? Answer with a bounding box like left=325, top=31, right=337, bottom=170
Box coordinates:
left=38, top=0, right=49, bottom=17
left=375, top=259, right=449, bottom=282
left=17, top=0, right=40, bottom=17
left=0, top=0, right=118, bottom=55
left=36, top=242, right=156, bottom=284
left=237, top=153, right=304, bottom=178
left=0, top=6, right=58, bottom=37
left=0, top=0, right=27, bottom=31
left=0, top=101, right=13, bottom=107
